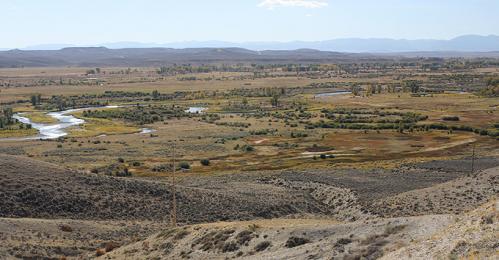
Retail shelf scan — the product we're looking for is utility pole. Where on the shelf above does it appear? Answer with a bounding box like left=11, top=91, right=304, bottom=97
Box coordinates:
left=470, top=143, right=476, bottom=176
left=170, top=141, right=177, bottom=227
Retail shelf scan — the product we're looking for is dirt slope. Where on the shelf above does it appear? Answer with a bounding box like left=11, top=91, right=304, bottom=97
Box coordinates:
left=1, top=153, right=497, bottom=259
left=96, top=201, right=497, bottom=260
left=2, top=153, right=497, bottom=223
left=369, top=166, right=498, bottom=217
left=98, top=215, right=454, bottom=260
left=383, top=200, right=498, bottom=260
left=0, top=154, right=330, bottom=222
left=0, top=218, right=168, bottom=260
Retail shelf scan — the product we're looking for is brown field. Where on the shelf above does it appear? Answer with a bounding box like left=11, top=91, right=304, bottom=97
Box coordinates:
left=1, top=62, right=498, bottom=259
left=1, top=66, right=498, bottom=174
left=0, top=67, right=399, bottom=103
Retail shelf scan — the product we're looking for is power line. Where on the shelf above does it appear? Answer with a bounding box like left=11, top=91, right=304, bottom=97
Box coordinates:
left=170, top=141, right=177, bottom=227
left=470, top=143, right=476, bottom=176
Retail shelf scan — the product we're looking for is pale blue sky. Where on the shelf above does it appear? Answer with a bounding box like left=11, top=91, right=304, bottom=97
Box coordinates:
left=2, top=0, right=499, bottom=48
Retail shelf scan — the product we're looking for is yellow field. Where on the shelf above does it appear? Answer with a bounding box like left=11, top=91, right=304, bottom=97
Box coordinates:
left=0, top=128, right=38, bottom=138
left=68, top=117, right=141, bottom=138
left=21, top=112, right=58, bottom=124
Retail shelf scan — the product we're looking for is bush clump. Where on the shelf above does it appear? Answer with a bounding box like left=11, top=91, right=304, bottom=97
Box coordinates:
left=59, top=224, right=73, bottom=232
left=105, top=242, right=120, bottom=252
left=254, top=241, right=271, bottom=251
left=179, top=162, right=190, bottom=170
left=236, top=230, right=254, bottom=245
left=442, top=116, right=460, bottom=121
left=240, top=145, right=255, bottom=152
left=151, top=164, right=172, bottom=172
left=222, top=241, right=239, bottom=252
left=200, top=159, right=210, bottom=166
left=285, top=237, right=310, bottom=248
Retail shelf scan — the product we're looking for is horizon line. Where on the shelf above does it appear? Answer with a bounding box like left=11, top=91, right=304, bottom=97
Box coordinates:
left=2, top=34, right=498, bottom=51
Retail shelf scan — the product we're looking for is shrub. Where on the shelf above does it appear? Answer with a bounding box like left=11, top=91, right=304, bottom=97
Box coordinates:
left=442, top=116, right=460, bottom=121
left=336, top=238, right=352, bottom=245
left=255, top=241, right=271, bottom=251
left=152, top=164, right=172, bottom=172
left=200, top=159, right=210, bottom=166
left=105, top=242, right=120, bottom=252
left=240, top=145, right=255, bottom=152
left=179, top=162, right=190, bottom=170
left=115, top=167, right=131, bottom=177
left=285, top=237, right=310, bottom=248
left=222, top=242, right=239, bottom=252
left=132, top=161, right=141, bottom=166
left=488, top=130, right=499, bottom=137
left=59, top=224, right=73, bottom=232
left=236, top=230, right=254, bottom=245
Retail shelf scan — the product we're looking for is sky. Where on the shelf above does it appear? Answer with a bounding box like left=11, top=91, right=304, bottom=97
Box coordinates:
left=1, top=0, right=499, bottom=48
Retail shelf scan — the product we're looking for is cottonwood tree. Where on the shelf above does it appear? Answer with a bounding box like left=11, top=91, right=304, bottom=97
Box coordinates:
left=271, top=95, right=280, bottom=107
left=404, top=80, right=421, bottom=93
left=152, top=90, right=160, bottom=99
left=30, top=94, right=41, bottom=106
left=351, top=85, right=361, bottom=96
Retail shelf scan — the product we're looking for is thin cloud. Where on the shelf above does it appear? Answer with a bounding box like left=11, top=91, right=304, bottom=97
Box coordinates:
left=258, top=0, right=328, bottom=9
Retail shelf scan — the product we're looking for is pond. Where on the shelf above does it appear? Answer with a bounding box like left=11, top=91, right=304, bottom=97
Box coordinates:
left=314, top=91, right=352, bottom=98
left=185, top=107, right=207, bottom=113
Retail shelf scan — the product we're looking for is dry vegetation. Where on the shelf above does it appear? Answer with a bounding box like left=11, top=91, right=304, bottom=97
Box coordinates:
left=0, top=58, right=498, bottom=259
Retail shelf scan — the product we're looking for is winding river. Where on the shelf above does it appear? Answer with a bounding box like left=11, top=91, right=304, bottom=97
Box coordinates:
left=12, top=106, right=118, bottom=140
left=7, top=106, right=204, bottom=140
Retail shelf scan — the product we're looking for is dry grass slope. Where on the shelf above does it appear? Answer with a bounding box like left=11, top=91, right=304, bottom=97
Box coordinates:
left=0, top=154, right=332, bottom=222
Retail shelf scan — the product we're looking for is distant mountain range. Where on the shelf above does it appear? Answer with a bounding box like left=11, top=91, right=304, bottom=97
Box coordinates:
left=1, top=46, right=498, bottom=68
left=15, top=35, right=499, bottom=53
left=0, top=48, right=379, bottom=68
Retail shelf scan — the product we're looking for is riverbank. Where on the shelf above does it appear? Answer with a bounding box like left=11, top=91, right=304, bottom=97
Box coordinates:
left=20, top=112, right=58, bottom=124
left=0, top=127, right=38, bottom=139
left=5, top=106, right=204, bottom=140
